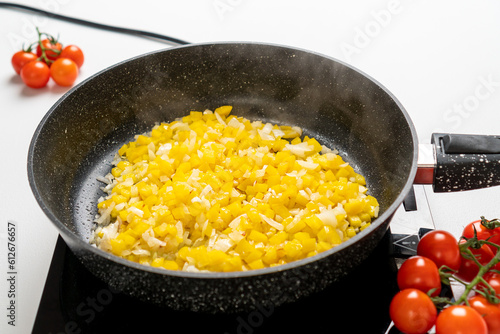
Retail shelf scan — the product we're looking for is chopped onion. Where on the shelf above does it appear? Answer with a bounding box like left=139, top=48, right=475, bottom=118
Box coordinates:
left=260, top=213, right=284, bottom=230
left=316, top=209, right=337, bottom=227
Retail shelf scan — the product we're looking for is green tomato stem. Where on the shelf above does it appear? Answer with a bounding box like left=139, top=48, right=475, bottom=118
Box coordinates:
left=480, top=216, right=500, bottom=230
left=35, top=27, right=61, bottom=64
left=454, top=245, right=500, bottom=305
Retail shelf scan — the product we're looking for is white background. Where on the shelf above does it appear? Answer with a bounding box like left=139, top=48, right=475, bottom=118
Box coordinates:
left=1, top=0, right=500, bottom=332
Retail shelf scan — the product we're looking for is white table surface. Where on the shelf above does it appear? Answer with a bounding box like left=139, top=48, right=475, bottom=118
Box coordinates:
left=1, top=1, right=500, bottom=332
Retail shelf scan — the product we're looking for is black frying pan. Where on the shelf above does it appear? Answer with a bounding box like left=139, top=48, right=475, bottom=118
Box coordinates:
left=27, top=42, right=498, bottom=313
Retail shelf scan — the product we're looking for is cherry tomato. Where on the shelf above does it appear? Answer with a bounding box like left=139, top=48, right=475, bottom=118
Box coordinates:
left=50, top=58, right=78, bottom=87
left=36, top=38, right=62, bottom=63
left=463, top=218, right=500, bottom=254
left=477, top=272, right=500, bottom=298
left=397, top=256, right=441, bottom=296
left=11, top=51, right=37, bottom=75
left=20, top=60, right=50, bottom=88
left=59, top=45, right=84, bottom=68
left=456, top=239, right=495, bottom=283
left=389, top=289, right=437, bottom=334
left=463, top=219, right=493, bottom=241
left=435, top=305, right=488, bottom=334
left=417, top=230, right=461, bottom=271
left=468, top=295, right=500, bottom=334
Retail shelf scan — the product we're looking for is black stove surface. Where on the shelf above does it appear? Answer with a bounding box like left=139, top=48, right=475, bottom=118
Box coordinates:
left=33, top=230, right=404, bottom=334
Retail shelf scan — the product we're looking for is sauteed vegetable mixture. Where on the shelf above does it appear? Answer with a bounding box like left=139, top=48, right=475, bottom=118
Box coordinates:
left=92, top=106, right=379, bottom=272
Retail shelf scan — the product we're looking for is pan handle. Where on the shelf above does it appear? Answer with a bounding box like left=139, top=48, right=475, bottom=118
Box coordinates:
left=0, top=2, right=190, bottom=46
left=415, top=133, right=500, bottom=192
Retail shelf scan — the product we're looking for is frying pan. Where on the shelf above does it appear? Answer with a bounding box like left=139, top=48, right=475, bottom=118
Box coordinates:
left=27, top=42, right=499, bottom=313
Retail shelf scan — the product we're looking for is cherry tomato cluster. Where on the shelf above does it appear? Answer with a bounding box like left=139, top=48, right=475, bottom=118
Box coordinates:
left=11, top=28, right=84, bottom=89
left=390, top=217, right=500, bottom=334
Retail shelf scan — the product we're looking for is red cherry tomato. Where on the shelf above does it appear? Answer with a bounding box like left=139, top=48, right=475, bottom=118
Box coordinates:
left=463, top=218, right=500, bottom=254
left=50, top=58, right=78, bottom=87
left=397, top=256, right=441, bottom=296
left=417, top=230, right=461, bottom=271
left=463, top=219, right=493, bottom=241
left=11, top=51, right=37, bottom=75
left=468, top=295, right=500, bottom=334
left=389, top=289, right=437, bottom=334
left=456, top=239, right=495, bottom=283
left=477, top=272, right=500, bottom=298
left=36, top=38, right=62, bottom=63
left=20, top=60, right=50, bottom=88
left=435, top=305, right=488, bottom=334
left=59, top=45, right=84, bottom=68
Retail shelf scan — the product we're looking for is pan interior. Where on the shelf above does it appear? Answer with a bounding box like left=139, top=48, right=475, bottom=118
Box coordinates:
left=29, top=43, right=416, bottom=264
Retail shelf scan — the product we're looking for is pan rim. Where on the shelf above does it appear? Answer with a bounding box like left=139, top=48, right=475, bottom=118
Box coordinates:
left=27, top=41, right=419, bottom=279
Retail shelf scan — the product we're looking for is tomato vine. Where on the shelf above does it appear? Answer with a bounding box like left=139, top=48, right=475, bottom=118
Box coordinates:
left=11, top=27, right=83, bottom=89
left=391, top=218, right=500, bottom=334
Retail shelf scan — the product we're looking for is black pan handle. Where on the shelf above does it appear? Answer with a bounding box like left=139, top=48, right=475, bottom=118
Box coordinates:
left=0, top=2, right=189, bottom=45
left=415, top=133, right=500, bottom=192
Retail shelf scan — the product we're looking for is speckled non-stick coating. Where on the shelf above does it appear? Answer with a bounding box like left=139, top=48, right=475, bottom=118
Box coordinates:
left=28, top=42, right=418, bottom=313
